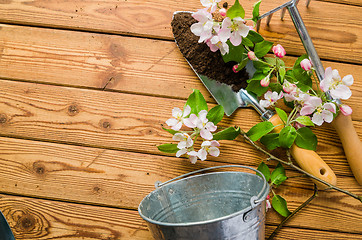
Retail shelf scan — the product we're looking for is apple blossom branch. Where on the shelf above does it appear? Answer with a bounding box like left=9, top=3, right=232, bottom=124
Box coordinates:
left=238, top=128, right=362, bottom=203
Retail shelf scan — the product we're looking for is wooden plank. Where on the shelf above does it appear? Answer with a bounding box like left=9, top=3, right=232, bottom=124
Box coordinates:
left=0, top=24, right=361, bottom=120
left=318, top=0, right=361, bottom=7
left=0, top=0, right=360, bottom=63
left=0, top=137, right=361, bottom=233
left=0, top=80, right=360, bottom=175
left=0, top=194, right=151, bottom=239
left=0, top=194, right=360, bottom=240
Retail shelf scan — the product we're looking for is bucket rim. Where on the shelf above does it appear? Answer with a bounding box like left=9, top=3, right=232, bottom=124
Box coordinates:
left=138, top=171, right=269, bottom=227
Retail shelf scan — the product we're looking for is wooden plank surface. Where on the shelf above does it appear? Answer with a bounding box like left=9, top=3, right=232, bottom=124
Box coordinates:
left=0, top=137, right=361, bottom=234
left=0, top=0, right=361, bottom=239
left=0, top=194, right=361, bottom=240
left=1, top=24, right=362, bottom=109
left=0, top=0, right=361, bottom=64
left=0, top=79, right=360, bottom=176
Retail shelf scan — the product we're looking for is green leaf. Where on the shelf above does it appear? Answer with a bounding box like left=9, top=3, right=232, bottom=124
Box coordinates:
left=272, top=194, right=291, bottom=217
left=157, top=144, right=179, bottom=153
left=236, top=57, right=249, bottom=71
left=246, top=122, right=274, bottom=141
left=254, top=40, right=274, bottom=58
left=253, top=60, right=271, bottom=74
left=207, top=105, right=224, bottom=125
left=257, top=161, right=270, bottom=182
left=269, top=82, right=283, bottom=93
left=246, top=30, right=264, bottom=43
left=295, top=127, right=318, bottom=150
left=260, top=133, right=280, bottom=150
left=271, top=163, right=288, bottom=186
left=227, top=0, right=245, bottom=19
left=295, top=116, right=315, bottom=127
left=275, top=108, right=288, bottom=124
left=242, top=37, right=254, bottom=48
left=162, top=127, right=180, bottom=135
left=252, top=0, right=262, bottom=23
left=222, top=40, right=246, bottom=63
left=213, top=126, right=240, bottom=140
left=264, top=57, right=276, bottom=66
left=245, top=80, right=269, bottom=97
left=279, top=126, right=297, bottom=148
left=279, top=66, right=286, bottom=81
left=186, top=89, right=208, bottom=115
left=248, top=70, right=268, bottom=83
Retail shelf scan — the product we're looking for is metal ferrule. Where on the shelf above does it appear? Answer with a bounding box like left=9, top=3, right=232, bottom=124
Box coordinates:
left=238, top=89, right=275, bottom=121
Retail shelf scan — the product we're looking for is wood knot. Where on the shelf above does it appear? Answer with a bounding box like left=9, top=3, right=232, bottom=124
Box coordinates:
left=19, top=214, right=36, bottom=231
left=0, top=113, right=7, bottom=124
left=99, top=119, right=112, bottom=130
left=33, top=162, right=46, bottom=176
left=67, top=104, right=79, bottom=116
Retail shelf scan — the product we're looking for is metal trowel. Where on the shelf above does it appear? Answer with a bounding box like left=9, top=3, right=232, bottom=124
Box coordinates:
left=172, top=11, right=337, bottom=187
left=0, top=211, right=15, bottom=240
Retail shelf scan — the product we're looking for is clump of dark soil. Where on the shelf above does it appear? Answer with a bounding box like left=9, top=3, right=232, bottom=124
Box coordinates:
left=171, top=11, right=248, bottom=91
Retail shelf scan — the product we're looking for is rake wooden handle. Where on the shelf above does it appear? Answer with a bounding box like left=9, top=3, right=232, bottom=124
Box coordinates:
left=268, top=114, right=337, bottom=188
left=331, top=114, right=362, bottom=185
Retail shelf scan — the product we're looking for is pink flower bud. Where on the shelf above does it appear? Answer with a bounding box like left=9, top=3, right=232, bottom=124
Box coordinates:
left=300, top=58, right=312, bottom=71
left=272, top=44, right=286, bottom=58
left=247, top=51, right=258, bottom=61
left=266, top=195, right=270, bottom=200
left=340, top=104, right=352, bottom=116
left=260, top=76, right=270, bottom=87
left=283, top=80, right=297, bottom=94
left=232, top=64, right=239, bottom=73
left=219, top=8, right=227, bottom=17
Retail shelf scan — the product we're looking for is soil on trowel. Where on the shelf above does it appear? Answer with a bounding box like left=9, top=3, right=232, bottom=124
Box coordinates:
left=171, top=11, right=248, bottom=92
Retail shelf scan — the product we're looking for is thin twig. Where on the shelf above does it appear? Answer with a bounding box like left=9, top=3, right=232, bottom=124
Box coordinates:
left=267, top=184, right=319, bottom=240
left=239, top=129, right=362, bottom=203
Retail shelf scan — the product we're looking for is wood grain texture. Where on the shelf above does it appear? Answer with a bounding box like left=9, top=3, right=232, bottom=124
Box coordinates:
left=0, top=194, right=150, bottom=239
left=0, top=24, right=361, bottom=121
left=0, top=80, right=360, bottom=175
left=318, top=0, right=362, bottom=7
left=0, top=0, right=360, bottom=63
left=0, top=194, right=360, bottom=240
left=0, top=137, right=361, bottom=234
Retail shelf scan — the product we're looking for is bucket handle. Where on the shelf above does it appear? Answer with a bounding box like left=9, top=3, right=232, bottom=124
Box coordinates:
left=155, top=165, right=268, bottom=207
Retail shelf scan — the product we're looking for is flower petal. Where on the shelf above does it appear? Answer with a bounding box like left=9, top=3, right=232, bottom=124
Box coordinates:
left=340, top=104, right=352, bottom=116
left=322, top=110, right=333, bottom=123
left=323, top=102, right=336, bottom=114
left=208, top=147, right=220, bottom=157
left=259, top=99, right=270, bottom=108
left=342, top=75, right=353, bottom=86
left=312, top=113, right=324, bottom=126
left=176, top=148, right=187, bottom=157
left=198, top=149, right=208, bottom=161
left=171, top=121, right=182, bottom=131
left=166, top=118, right=178, bottom=127
left=200, top=128, right=213, bottom=140
left=172, top=133, right=185, bottom=141
left=229, top=32, right=241, bottom=46
left=172, top=107, right=182, bottom=118
left=300, top=106, right=315, bottom=116
left=201, top=140, right=211, bottom=147
left=206, top=122, right=217, bottom=132
left=330, top=85, right=352, bottom=100
left=210, top=140, right=220, bottom=147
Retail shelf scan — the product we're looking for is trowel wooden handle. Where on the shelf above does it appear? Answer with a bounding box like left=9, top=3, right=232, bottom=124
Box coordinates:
left=331, top=114, right=362, bottom=185
left=268, top=114, right=337, bottom=187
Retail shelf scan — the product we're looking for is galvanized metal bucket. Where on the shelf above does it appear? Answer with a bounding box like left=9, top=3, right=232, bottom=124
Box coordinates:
left=138, top=165, right=270, bottom=240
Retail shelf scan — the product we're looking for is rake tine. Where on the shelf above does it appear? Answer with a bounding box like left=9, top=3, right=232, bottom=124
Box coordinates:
left=266, top=13, right=274, bottom=26
left=281, top=7, right=287, bottom=20
left=306, top=0, right=311, bottom=7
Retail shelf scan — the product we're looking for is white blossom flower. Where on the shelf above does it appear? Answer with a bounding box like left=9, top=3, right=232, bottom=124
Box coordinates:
left=191, top=8, right=214, bottom=43
left=259, top=91, right=283, bottom=108
left=200, top=0, right=221, bottom=13
left=282, top=80, right=297, bottom=94
left=198, top=140, right=220, bottom=160
left=219, top=17, right=249, bottom=46
left=300, top=96, right=336, bottom=126
left=320, top=67, right=353, bottom=100
left=166, top=105, right=191, bottom=130
left=188, top=151, right=199, bottom=164
left=196, top=110, right=217, bottom=140
left=173, top=133, right=194, bottom=150
left=207, top=34, right=230, bottom=55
